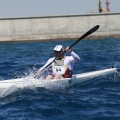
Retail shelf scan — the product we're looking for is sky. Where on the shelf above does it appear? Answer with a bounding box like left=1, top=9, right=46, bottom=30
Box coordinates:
left=0, top=0, right=120, bottom=18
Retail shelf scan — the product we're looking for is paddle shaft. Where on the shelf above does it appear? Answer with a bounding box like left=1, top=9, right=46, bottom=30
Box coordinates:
left=58, top=25, right=99, bottom=56
left=36, top=25, right=99, bottom=75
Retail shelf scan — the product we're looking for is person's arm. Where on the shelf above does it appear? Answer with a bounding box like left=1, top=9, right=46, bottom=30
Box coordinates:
left=70, top=51, right=80, bottom=62
left=66, top=46, right=80, bottom=62
left=34, top=58, right=54, bottom=78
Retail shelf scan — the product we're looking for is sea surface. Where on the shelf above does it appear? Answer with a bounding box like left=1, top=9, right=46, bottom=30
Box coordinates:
left=0, top=38, right=120, bottom=120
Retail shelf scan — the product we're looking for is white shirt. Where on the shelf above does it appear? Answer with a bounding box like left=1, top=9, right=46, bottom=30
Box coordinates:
left=39, top=51, right=80, bottom=72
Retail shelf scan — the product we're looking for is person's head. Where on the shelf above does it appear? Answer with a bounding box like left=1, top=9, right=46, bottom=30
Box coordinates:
left=54, top=45, right=64, bottom=59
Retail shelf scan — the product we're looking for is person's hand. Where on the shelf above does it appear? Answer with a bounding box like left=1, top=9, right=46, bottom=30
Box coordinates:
left=66, top=46, right=72, bottom=53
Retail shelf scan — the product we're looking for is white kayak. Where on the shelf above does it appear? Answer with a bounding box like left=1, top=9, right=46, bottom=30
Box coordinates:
left=0, top=68, right=117, bottom=90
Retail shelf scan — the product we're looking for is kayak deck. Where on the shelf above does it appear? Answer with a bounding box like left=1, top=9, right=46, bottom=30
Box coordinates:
left=0, top=68, right=117, bottom=89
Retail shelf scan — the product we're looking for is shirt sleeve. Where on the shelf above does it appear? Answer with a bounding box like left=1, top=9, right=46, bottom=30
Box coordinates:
left=69, top=51, right=80, bottom=63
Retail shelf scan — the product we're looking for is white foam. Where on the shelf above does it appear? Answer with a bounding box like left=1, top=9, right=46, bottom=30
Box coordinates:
left=0, top=75, right=66, bottom=98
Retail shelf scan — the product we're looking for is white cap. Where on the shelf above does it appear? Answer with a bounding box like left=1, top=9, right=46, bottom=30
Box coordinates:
left=54, top=45, right=64, bottom=51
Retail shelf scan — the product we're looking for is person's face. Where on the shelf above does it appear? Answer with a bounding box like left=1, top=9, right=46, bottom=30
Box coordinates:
left=54, top=50, right=64, bottom=59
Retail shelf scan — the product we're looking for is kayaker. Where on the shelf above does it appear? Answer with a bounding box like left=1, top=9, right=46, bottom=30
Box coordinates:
left=36, top=45, right=80, bottom=80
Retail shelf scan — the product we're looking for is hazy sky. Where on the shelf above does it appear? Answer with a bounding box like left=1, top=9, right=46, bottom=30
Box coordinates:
left=0, top=0, right=120, bottom=18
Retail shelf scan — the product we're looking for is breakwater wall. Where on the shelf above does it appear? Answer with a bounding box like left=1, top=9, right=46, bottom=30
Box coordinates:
left=0, top=13, right=120, bottom=42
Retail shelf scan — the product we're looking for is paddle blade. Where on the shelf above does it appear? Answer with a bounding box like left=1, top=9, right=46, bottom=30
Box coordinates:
left=81, top=25, right=99, bottom=39
left=69, top=25, right=99, bottom=49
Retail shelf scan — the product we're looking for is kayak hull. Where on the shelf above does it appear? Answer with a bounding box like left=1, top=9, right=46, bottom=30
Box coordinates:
left=0, top=68, right=117, bottom=89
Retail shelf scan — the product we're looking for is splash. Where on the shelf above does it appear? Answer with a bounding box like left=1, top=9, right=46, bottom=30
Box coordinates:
left=0, top=73, right=40, bottom=97
left=0, top=73, right=66, bottom=99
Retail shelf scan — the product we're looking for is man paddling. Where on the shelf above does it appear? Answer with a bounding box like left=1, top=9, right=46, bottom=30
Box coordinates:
left=35, top=45, right=80, bottom=80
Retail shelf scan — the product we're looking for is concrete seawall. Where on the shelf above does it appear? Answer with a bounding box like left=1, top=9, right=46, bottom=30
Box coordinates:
left=0, top=13, right=120, bottom=42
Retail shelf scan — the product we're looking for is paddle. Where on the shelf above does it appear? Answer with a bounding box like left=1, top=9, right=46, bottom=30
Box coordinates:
left=34, top=25, right=99, bottom=78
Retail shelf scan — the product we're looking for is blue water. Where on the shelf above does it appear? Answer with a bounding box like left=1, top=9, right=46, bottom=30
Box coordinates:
left=0, top=38, right=120, bottom=120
